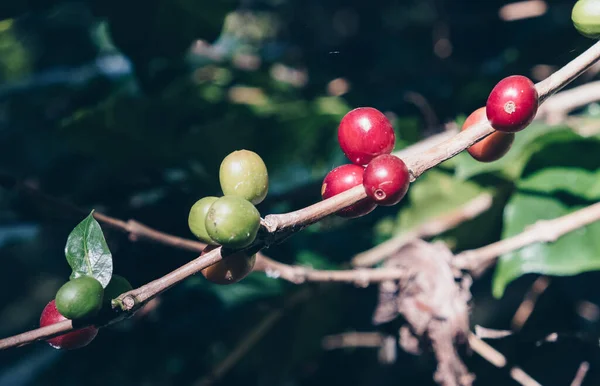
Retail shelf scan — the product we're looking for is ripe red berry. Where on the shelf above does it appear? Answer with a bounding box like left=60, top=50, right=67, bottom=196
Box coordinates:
left=363, top=155, right=410, bottom=206
left=39, top=300, right=98, bottom=350
left=462, top=107, right=515, bottom=162
left=321, top=164, right=377, bottom=218
left=338, top=107, right=395, bottom=165
left=486, top=75, right=538, bottom=133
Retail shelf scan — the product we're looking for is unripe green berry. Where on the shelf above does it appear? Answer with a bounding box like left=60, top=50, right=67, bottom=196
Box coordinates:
left=205, top=196, right=260, bottom=249
left=188, top=196, right=219, bottom=244
left=55, top=276, right=104, bottom=320
left=219, top=150, right=268, bottom=205
left=572, top=0, right=600, bottom=38
left=103, top=275, right=133, bottom=306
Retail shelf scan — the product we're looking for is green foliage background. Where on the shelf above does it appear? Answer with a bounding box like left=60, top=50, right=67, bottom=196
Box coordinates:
left=0, top=1, right=599, bottom=385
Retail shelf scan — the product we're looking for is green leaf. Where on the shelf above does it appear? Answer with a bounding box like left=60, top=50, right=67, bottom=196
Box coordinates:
left=450, top=123, right=586, bottom=180
left=492, top=193, right=600, bottom=298
left=65, top=211, right=113, bottom=288
left=518, top=167, right=600, bottom=201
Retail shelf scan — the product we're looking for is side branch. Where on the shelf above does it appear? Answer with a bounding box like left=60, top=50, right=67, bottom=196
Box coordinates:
left=454, top=201, right=600, bottom=275
left=254, top=256, right=407, bottom=285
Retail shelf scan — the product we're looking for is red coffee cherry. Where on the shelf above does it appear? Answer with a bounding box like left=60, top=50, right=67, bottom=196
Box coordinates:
left=321, top=164, right=377, bottom=218
left=338, top=107, right=395, bottom=165
left=462, top=107, right=515, bottom=162
left=363, top=154, right=410, bottom=206
left=39, top=300, right=99, bottom=350
left=486, top=75, right=539, bottom=133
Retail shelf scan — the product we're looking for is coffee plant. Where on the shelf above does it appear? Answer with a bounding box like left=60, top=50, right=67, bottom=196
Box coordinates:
left=1, top=1, right=600, bottom=386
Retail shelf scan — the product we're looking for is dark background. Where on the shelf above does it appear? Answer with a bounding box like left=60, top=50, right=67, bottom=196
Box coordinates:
left=0, top=0, right=599, bottom=385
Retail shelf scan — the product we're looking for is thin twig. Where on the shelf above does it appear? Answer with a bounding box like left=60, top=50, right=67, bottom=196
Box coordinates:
left=322, top=332, right=397, bottom=364
left=511, top=276, right=551, bottom=331
left=322, top=332, right=389, bottom=350
left=570, top=361, right=590, bottom=386
left=468, top=333, right=506, bottom=367
left=254, top=256, right=407, bottom=286
left=3, top=41, right=600, bottom=351
left=352, top=193, right=493, bottom=267
left=454, top=201, right=600, bottom=276
left=510, top=368, right=542, bottom=386
left=468, top=333, right=541, bottom=386
left=474, top=325, right=513, bottom=340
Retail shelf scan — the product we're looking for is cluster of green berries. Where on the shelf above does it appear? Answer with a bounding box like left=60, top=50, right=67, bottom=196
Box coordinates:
left=39, top=274, right=132, bottom=350
left=188, top=150, right=268, bottom=284
left=321, top=107, right=411, bottom=218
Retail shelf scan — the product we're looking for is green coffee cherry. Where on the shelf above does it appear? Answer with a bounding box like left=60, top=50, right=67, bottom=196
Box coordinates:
left=188, top=196, right=219, bottom=244
left=572, top=0, right=600, bottom=38
left=103, top=275, right=133, bottom=306
left=205, top=196, right=260, bottom=249
left=55, top=276, right=104, bottom=320
left=219, top=150, right=268, bottom=205
left=201, top=245, right=256, bottom=285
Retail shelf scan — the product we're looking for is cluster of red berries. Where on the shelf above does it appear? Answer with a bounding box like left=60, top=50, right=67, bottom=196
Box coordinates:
left=322, top=75, right=539, bottom=217
left=321, top=107, right=410, bottom=218
left=462, top=75, right=538, bottom=162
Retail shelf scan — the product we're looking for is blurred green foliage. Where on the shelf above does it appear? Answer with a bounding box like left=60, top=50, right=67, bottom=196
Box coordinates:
left=1, top=1, right=600, bottom=386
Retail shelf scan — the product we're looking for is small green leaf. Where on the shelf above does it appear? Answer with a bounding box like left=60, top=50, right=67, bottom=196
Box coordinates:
left=65, top=211, right=113, bottom=288
left=492, top=193, right=600, bottom=298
